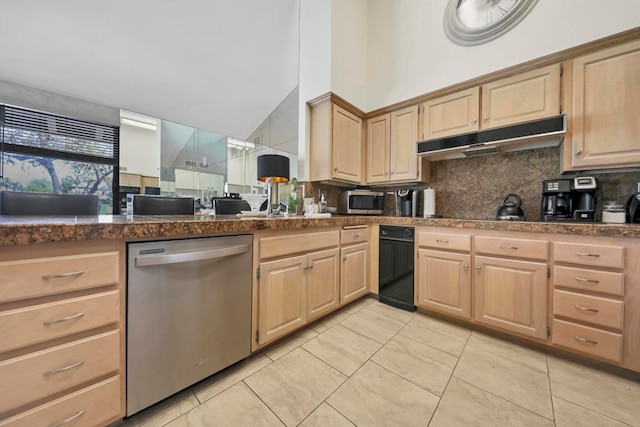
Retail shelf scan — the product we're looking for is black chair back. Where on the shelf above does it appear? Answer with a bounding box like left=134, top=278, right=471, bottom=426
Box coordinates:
left=0, top=191, right=99, bottom=215
left=214, top=198, right=251, bottom=215
left=132, top=195, right=195, bottom=215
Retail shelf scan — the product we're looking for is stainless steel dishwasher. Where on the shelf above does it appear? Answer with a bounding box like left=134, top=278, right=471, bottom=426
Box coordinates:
left=126, top=235, right=252, bottom=416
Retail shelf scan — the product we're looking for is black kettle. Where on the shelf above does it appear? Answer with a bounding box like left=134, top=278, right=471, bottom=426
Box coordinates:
left=496, top=194, right=525, bottom=221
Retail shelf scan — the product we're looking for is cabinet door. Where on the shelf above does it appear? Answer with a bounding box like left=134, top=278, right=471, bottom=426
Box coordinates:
left=421, top=87, right=480, bottom=140
left=307, top=248, right=340, bottom=322
left=258, top=255, right=307, bottom=346
left=332, top=105, right=363, bottom=183
left=366, top=114, right=391, bottom=183
left=474, top=256, right=547, bottom=340
left=571, top=40, right=640, bottom=169
left=119, top=173, right=141, bottom=187
left=141, top=176, right=159, bottom=195
left=341, top=243, right=369, bottom=305
left=390, top=105, right=420, bottom=182
left=417, top=249, right=471, bottom=319
left=481, top=64, right=560, bottom=129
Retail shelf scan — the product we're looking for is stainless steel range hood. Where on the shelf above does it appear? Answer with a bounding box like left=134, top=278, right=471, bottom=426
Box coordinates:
left=417, top=115, right=566, bottom=160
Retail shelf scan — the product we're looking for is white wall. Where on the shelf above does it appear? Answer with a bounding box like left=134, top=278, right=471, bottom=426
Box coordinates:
left=119, top=122, right=161, bottom=177
left=298, top=0, right=332, bottom=181
left=367, top=0, right=640, bottom=110
left=331, top=0, right=369, bottom=110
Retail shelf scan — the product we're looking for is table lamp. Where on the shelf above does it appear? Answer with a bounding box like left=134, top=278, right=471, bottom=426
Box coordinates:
left=257, top=154, right=290, bottom=217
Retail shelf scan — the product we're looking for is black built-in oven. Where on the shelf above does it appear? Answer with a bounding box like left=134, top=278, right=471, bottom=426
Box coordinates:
left=379, top=225, right=416, bottom=312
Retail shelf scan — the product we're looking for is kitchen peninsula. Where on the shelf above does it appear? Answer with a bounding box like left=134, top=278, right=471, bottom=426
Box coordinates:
left=1, top=214, right=640, bottom=426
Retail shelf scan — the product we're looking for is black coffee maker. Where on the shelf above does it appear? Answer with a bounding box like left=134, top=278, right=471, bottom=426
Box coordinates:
left=395, top=189, right=418, bottom=217
left=541, top=177, right=597, bottom=222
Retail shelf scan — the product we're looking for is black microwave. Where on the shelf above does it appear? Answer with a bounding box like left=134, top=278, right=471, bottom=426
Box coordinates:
left=338, top=190, right=385, bottom=215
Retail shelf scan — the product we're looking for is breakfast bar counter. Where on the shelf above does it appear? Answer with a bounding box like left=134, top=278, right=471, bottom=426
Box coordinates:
left=1, top=215, right=640, bottom=246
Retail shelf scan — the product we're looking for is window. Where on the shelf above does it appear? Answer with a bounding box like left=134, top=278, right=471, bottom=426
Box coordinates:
left=0, top=105, right=119, bottom=213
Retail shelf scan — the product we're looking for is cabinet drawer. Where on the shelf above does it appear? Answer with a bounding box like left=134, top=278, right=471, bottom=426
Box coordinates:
left=418, top=232, right=471, bottom=252
left=260, top=230, right=339, bottom=259
left=0, top=376, right=121, bottom=427
left=0, top=330, right=119, bottom=414
left=0, top=252, right=119, bottom=303
left=554, top=266, right=624, bottom=296
left=554, top=242, right=624, bottom=269
left=552, top=319, right=622, bottom=363
left=341, top=227, right=369, bottom=245
left=0, top=291, right=119, bottom=353
left=553, top=290, right=623, bottom=330
left=475, top=236, right=548, bottom=260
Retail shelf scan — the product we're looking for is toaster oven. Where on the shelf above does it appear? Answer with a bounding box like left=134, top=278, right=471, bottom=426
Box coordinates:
left=338, top=190, right=385, bottom=215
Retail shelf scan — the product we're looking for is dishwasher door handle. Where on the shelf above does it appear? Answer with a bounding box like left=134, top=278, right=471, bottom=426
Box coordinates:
left=135, top=244, right=250, bottom=267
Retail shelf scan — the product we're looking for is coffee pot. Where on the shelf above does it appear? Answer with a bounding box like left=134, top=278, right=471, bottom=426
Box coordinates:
left=496, top=194, right=525, bottom=221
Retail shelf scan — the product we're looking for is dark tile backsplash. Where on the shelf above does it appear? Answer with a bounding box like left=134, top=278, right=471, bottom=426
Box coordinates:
left=305, top=146, right=640, bottom=222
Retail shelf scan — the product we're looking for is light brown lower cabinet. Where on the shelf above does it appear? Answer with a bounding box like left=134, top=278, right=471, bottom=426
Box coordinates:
left=306, top=249, right=341, bottom=322
left=411, top=227, right=640, bottom=373
left=255, top=229, right=344, bottom=347
left=416, top=249, right=471, bottom=319
left=551, top=240, right=631, bottom=367
left=257, top=248, right=340, bottom=347
left=415, top=229, right=549, bottom=341
left=0, top=240, right=124, bottom=426
left=257, top=255, right=308, bottom=347
left=0, top=376, right=121, bottom=427
left=340, top=242, right=369, bottom=305
left=474, top=256, right=548, bottom=340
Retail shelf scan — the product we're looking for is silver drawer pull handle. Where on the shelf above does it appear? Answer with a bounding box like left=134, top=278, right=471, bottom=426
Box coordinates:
left=575, top=277, right=600, bottom=284
left=43, top=312, right=85, bottom=325
left=48, top=409, right=86, bottom=427
left=436, top=239, right=449, bottom=243
left=575, top=252, right=600, bottom=257
left=574, top=336, right=598, bottom=345
left=43, top=360, right=84, bottom=377
left=575, top=305, right=599, bottom=313
left=500, top=245, right=518, bottom=250
left=303, top=265, right=309, bottom=270
left=42, top=271, right=84, bottom=280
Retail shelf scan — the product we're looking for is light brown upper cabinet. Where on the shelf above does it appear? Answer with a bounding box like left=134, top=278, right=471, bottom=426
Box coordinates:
left=309, top=95, right=364, bottom=184
left=421, top=87, right=480, bottom=140
left=367, top=105, right=429, bottom=184
left=566, top=40, right=640, bottom=170
left=420, top=64, right=561, bottom=140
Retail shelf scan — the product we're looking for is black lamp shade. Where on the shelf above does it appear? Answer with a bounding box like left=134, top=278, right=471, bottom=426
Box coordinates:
left=257, top=154, right=290, bottom=183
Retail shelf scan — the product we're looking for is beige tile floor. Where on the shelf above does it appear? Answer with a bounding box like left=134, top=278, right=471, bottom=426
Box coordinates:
left=120, top=297, right=640, bottom=427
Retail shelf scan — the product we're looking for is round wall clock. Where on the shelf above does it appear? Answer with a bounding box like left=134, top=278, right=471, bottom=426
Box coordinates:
left=444, top=0, right=539, bottom=46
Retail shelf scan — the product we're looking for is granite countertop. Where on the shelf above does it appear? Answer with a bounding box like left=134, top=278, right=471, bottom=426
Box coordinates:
left=1, top=214, right=639, bottom=247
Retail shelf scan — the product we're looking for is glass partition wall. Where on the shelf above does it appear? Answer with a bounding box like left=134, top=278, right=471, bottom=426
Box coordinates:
left=156, top=87, right=299, bottom=211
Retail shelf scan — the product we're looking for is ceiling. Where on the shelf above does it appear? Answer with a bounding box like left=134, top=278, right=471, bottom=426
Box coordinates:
left=0, top=0, right=300, bottom=140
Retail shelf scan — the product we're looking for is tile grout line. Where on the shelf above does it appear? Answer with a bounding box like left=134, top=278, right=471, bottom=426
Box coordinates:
left=295, top=303, right=417, bottom=426
left=425, top=325, right=471, bottom=426
left=546, top=354, right=557, bottom=427
left=191, top=354, right=275, bottom=405
left=448, top=342, right=556, bottom=422
left=452, top=376, right=557, bottom=424
left=294, top=346, right=357, bottom=425
left=241, top=378, right=288, bottom=427
left=396, top=326, right=467, bottom=359
left=550, top=395, right=635, bottom=427
left=466, top=332, right=550, bottom=373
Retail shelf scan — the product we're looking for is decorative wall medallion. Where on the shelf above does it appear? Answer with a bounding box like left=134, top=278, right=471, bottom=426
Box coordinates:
left=444, top=0, right=539, bottom=46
